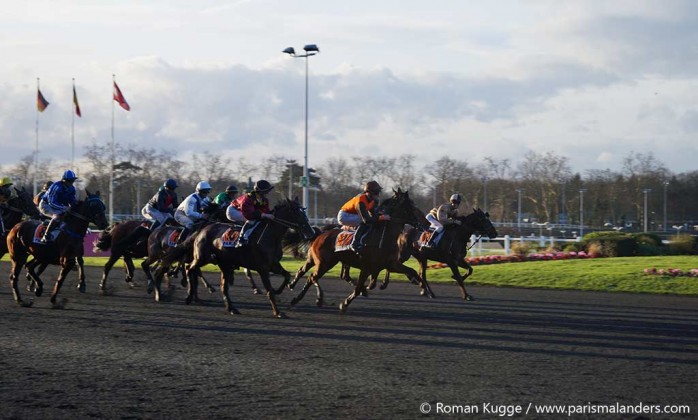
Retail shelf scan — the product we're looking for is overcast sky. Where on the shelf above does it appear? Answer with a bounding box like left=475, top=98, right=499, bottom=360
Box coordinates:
left=1, top=0, right=696, bottom=177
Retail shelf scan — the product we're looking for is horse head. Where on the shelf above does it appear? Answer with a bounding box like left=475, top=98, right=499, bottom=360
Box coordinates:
left=272, top=198, right=315, bottom=239
left=9, top=187, right=41, bottom=219
left=461, top=208, right=498, bottom=239
left=81, top=189, right=109, bottom=230
left=381, top=188, right=421, bottom=225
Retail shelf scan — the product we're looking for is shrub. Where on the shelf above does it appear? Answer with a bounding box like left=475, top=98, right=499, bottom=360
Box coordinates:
left=511, top=241, right=532, bottom=256
left=563, top=242, right=583, bottom=253
left=583, top=231, right=637, bottom=257
left=667, top=235, right=698, bottom=255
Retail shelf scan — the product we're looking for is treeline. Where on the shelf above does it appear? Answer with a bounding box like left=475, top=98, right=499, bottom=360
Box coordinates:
left=3, top=146, right=697, bottom=231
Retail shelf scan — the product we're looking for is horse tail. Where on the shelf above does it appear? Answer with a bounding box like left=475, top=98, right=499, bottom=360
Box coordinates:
left=93, top=223, right=117, bottom=252
left=282, top=226, right=321, bottom=256
left=158, top=233, right=197, bottom=267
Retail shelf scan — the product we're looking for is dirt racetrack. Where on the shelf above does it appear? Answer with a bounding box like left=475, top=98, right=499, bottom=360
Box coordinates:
left=0, top=261, right=696, bottom=419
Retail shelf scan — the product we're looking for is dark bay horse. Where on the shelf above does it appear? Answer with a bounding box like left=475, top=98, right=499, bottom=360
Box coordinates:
left=7, top=190, right=109, bottom=307
left=172, top=198, right=315, bottom=318
left=0, top=187, right=41, bottom=259
left=380, top=208, right=498, bottom=300
left=289, top=189, right=424, bottom=312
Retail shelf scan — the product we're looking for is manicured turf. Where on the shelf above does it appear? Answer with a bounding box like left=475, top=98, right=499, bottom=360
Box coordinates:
left=4, top=255, right=696, bottom=295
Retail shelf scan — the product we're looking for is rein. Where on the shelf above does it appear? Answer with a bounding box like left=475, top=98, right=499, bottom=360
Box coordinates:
left=270, top=217, right=299, bottom=229
left=466, top=234, right=482, bottom=251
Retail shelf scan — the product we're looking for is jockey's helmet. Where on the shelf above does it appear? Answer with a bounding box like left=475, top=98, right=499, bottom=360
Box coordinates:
left=364, top=180, right=382, bottom=195
left=225, top=185, right=238, bottom=194
left=0, top=176, right=12, bottom=187
left=164, top=179, right=178, bottom=189
left=196, top=181, right=212, bottom=193
left=450, top=193, right=462, bottom=205
left=62, top=170, right=78, bottom=181
left=253, top=180, right=273, bottom=193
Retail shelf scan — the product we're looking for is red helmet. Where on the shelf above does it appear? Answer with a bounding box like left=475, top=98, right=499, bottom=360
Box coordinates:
left=363, top=180, right=382, bottom=194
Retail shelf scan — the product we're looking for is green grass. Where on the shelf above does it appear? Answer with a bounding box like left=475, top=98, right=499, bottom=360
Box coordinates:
left=4, top=255, right=697, bottom=295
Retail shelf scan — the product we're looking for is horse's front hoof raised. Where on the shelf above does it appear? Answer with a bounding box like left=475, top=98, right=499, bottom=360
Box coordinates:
left=339, top=302, right=347, bottom=313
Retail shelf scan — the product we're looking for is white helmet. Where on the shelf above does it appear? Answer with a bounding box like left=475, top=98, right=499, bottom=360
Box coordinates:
left=196, top=181, right=212, bottom=192
left=450, top=193, right=462, bottom=204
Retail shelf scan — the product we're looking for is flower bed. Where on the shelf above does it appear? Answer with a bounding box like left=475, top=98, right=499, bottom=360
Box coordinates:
left=643, top=268, right=698, bottom=277
left=428, top=251, right=597, bottom=269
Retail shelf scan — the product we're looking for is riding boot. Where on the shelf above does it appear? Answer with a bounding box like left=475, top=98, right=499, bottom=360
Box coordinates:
left=40, top=218, right=59, bottom=243
left=421, top=230, right=439, bottom=249
left=237, top=222, right=252, bottom=247
left=349, top=224, right=370, bottom=254
left=177, top=227, right=190, bottom=245
left=150, top=220, right=160, bottom=231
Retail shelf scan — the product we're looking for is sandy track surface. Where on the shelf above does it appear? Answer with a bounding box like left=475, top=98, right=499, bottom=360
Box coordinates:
left=0, top=261, right=696, bottom=419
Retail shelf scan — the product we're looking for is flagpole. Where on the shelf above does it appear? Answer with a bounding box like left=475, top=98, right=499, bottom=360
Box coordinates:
left=110, top=75, right=115, bottom=223
left=71, top=78, right=75, bottom=169
left=34, top=78, right=40, bottom=196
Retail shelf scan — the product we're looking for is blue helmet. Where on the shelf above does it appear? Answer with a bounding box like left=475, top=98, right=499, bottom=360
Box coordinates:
left=164, top=178, right=178, bottom=189
left=62, top=170, right=78, bottom=181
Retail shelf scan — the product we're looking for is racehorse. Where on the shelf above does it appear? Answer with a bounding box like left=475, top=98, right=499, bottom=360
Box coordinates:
left=379, top=208, right=498, bottom=300
left=0, top=187, right=41, bottom=259
left=288, top=188, right=424, bottom=312
left=7, top=190, right=109, bottom=307
left=169, top=198, right=315, bottom=318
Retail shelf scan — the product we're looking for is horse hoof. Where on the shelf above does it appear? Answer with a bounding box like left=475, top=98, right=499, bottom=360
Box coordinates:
left=17, top=300, right=34, bottom=308
left=228, top=307, right=241, bottom=315
left=290, top=298, right=298, bottom=306
left=35, top=287, right=43, bottom=297
left=379, top=284, right=388, bottom=290
left=51, top=298, right=67, bottom=309
left=316, top=300, right=323, bottom=308
left=274, top=312, right=288, bottom=319
left=339, top=302, right=347, bottom=313
left=180, top=278, right=187, bottom=288
left=252, top=288, right=261, bottom=295
left=77, top=283, right=86, bottom=293
left=465, top=295, right=474, bottom=301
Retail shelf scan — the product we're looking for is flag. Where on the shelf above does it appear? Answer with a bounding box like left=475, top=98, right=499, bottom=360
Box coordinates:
left=37, top=89, right=49, bottom=112
left=73, top=85, right=82, bottom=117
left=113, top=81, right=130, bottom=111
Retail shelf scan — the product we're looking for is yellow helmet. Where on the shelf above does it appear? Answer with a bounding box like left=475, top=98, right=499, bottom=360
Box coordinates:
left=0, top=176, right=13, bottom=187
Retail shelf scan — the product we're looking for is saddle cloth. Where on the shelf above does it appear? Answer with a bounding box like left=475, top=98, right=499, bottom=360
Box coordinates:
left=167, top=229, right=182, bottom=247
left=418, top=229, right=439, bottom=248
left=220, top=227, right=240, bottom=248
left=335, top=229, right=356, bottom=252
left=32, top=223, right=61, bottom=244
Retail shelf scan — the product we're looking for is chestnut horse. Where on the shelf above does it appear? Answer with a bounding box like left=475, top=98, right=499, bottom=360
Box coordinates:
left=7, top=190, right=109, bottom=307
left=379, top=208, right=498, bottom=300
left=288, top=189, right=424, bottom=312
left=167, top=198, right=315, bottom=318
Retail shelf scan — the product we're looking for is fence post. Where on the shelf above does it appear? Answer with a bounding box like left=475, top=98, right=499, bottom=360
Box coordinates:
left=504, top=235, right=511, bottom=255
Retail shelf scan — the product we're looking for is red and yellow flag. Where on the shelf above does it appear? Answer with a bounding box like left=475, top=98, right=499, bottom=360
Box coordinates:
left=37, top=89, right=49, bottom=112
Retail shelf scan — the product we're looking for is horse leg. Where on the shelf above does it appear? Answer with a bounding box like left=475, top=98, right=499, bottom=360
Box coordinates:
left=291, top=261, right=333, bottom=307
left=456, top=260, right=474, bottom=301
left=340, top=264, right=354, bottom=285
left=123, top=255, right=136, bottom=285
left=418, top=258, right=435, bottom=298
left=379, top=270, right=391, bottom=290
left=289, top=257, right=314, bottom=290
left=198, top=271, right=216, bottom=294
left=76, top=256, right=86, bottom=293
left=142, top=257, right=156, bottom=294
left=25, top=259, right=44, bottom=297
left=218, top=265, right=240, bottom=315
left=257, top=269, right=285, bottom=319
left=339, top=270, right=370, bottom=313
left=185, top=265, right=200, bottom=305
left=50, top=258, right=76, bottom=307
left=244, top=268, right=260, bottom=294
left=10, top=252, right=32, bottom=307
left=99, top=253, right=121, bottom=291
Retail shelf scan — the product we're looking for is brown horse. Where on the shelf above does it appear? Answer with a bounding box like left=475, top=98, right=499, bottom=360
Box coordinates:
left=379, top=208, right=498, bottom=300
left=0, top=187, right=41, bottom=259
left=7, top=190, right=109, bottom=307
left=168, top=198, right=315, bottom=318
left=288, top=188, right=424, bottom=312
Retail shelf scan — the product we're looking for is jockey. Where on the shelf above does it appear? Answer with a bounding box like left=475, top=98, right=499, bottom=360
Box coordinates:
left=33, top=181, right=53, bottom=207
left=231, top=179, right=275, bottom=246
left=174, top=181, right=212, bottom=243
left=39, top=170, right=79, bottom=243
left=337, top=180, right=390, bottom=253
left=0, top=176, right=15, bottom=204
left=214, top=184, right=238, bottom=209
left=142, top=178, right=179, bottom=230
left=422, top=193, right=462, bottom=249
